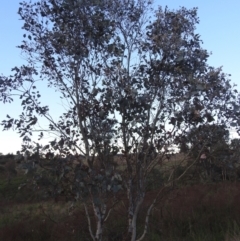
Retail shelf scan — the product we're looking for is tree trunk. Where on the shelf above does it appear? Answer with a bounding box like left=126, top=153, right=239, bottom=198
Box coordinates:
left=125, top=178, right=144, bottom=241
left=93, top=203, right=107, bottom=241
left=130, top=198, right=143, bottom=241
left=84, top=203, right=105, bottom=241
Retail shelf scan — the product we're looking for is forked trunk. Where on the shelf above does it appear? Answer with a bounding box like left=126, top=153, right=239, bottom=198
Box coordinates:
left=93, top=203, right=106, bottom=241
left=126, top=179, right=145, bottom=241
left=84, top=202, right=106, bottom=241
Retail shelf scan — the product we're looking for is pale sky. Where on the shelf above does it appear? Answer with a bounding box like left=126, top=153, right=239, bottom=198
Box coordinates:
left=0, top=0, right=240, bottom=154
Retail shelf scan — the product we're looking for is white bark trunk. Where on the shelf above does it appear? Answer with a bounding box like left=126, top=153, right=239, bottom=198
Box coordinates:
left=93, top=205, right=103, bottom=241
left=126, top=175, right=146, bottom=241
left=83, top=202, right=106, bottom=241
left=136, top=200, right=155, bottom=241
left=83, top=203, right=95, bottom=241
left=131, top=198, right=143, bottom=241
left=93, top=203, right=107, bottom=241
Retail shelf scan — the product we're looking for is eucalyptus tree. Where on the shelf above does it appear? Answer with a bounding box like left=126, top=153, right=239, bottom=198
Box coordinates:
left=180, top=124, right=230, bottom=157
left=179, top=124, right=232, bottom=181
left=1, top=0, right=240, bottom=240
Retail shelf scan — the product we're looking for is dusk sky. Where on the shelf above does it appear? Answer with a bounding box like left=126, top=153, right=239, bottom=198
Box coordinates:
left=0, top=0, right=240, bottom=154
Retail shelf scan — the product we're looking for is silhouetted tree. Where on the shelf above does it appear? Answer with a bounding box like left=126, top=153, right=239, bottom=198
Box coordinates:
left=1, top=1, right=240, bottom=240
left=180, top=124, right=229, bottom=156
left=180, top=124, right=239, bottom=181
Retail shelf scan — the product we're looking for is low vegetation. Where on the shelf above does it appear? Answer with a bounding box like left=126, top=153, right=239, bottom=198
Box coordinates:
left=1, top=154, right=240, bottom=241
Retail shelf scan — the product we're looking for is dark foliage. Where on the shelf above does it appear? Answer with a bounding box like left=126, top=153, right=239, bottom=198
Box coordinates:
left=1, top=0, right=240, bottom=240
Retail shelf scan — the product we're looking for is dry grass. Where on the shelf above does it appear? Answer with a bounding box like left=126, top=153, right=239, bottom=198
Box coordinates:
left=1, top=182, right=240, bottom=240
left=1, top=155, right=240, bottom=240
left=226, top=237, right=240, bottom=241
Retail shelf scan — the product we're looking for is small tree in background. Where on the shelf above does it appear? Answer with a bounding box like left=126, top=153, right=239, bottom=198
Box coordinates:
left=179, top=124, right=234, bottom=181
left=180, top=124, right=229, bottom=152
left=1, top=0, right=240, bottom=240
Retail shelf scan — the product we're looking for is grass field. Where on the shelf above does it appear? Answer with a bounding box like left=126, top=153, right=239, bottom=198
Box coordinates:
left=1, top=156, right=240, bottom=240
